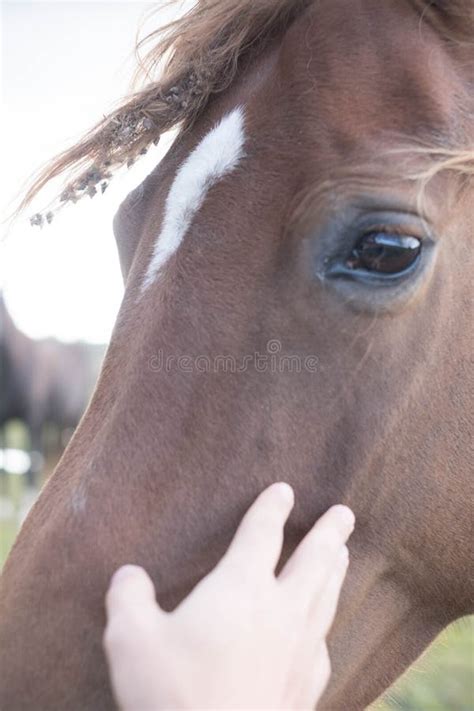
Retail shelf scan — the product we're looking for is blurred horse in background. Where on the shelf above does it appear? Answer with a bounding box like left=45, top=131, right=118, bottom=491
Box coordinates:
left=0, top=294, right=105, bottom=484
left=1, top=1, right=473, bottom=710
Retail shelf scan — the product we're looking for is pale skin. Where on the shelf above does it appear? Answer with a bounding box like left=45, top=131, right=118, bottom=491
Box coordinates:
left=104, top=483, right=355, bottom=710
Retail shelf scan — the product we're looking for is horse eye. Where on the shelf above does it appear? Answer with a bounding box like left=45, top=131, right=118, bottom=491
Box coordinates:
left=346, top=232, right=422, bottom=274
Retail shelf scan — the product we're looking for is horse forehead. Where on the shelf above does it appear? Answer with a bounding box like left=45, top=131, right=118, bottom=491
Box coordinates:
left=282, top=0, right=457, bottom=134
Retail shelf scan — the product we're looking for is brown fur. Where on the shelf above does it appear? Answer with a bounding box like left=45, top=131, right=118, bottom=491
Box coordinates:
left=1, top=1, right=473, bottom=710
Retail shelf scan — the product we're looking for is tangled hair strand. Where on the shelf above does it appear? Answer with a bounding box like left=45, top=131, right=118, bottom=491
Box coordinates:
left=20, top=0, right=309, bottom=225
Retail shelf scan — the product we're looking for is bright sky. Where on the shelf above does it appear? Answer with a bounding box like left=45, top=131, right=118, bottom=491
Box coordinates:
left=1, top=1, right=184, bottom=343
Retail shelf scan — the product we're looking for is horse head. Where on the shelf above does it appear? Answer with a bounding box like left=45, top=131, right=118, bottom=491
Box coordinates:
left=1, top=1, right=473, bottom=709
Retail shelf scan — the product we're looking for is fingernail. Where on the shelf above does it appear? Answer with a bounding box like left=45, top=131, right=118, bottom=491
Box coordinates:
left=110, top=564, right=142, bottom=587
left=273, top=482, right=294, bottom=504
left=333, top=505, right=355, bottom=532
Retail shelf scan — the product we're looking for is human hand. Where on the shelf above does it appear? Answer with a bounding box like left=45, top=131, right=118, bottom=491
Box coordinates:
left=104, top=483, right=354, bottom=710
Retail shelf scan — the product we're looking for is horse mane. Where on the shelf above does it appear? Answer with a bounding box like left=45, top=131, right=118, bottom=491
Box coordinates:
left=17, top=0, right=474, bottom=226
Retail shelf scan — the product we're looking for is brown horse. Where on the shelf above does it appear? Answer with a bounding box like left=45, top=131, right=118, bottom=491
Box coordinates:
left=1, top=1, right=473, bottom=709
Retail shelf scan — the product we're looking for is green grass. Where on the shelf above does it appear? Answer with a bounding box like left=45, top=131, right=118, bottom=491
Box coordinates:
left=0, top=518, right=18, bottom=569
left=2, top=420, right=30, bottom=450
left=373, top=618, right=474, bottom=710
left=0, top=471, right=26, bottom=569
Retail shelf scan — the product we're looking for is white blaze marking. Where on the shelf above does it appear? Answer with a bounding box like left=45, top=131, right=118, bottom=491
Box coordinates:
left=141, top=107, right=246, bottom=292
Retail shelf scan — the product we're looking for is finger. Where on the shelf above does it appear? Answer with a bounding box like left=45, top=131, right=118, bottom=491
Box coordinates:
left=278, top=505, right=354, bottom=606
left=105, top=564, right=164, bottom=623
left=309, top=545, right=349, bottom=640
left=222, top=482, right=294, bottom=575
left=289, top=550, right=349, bottom=709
